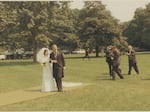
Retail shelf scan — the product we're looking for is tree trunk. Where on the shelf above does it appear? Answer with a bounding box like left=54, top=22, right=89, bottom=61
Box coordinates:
left=33, top=43, right=37, bottom=62
left=33, top=37, right=37, bottom=62
left=95, top=45, right=99, bottom=57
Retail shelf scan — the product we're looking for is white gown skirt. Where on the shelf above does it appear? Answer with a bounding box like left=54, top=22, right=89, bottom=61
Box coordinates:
left=42, top=63, right=55, bottom=92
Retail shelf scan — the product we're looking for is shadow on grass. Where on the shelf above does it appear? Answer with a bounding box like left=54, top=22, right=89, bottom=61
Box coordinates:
left=96, top=73, right=128, bottom=80
left=25, top=89, right=58, bottom=93
left=96, top=74, right=112, bottom=80
left=102, top=72, right=110, bottom=76
left=25, top=89, right=41, bottom=92
left=0, top=60, right=37, bottom=66
left=141, top=77, right=150, bottom=80
left=100, top=78, right=113, bottom=80
left=122, top=73, right=129, bottom=76
left=65, top=56, right=105, bottom=59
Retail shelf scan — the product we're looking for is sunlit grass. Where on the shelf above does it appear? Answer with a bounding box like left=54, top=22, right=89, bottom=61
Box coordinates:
left=0, top=53, right=150, bottom=111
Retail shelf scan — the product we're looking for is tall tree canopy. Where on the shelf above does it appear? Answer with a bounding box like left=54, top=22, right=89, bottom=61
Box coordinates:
left=0, top=2, right=18, bottom=49
left=0, top=1, right=129, bottom=61
left=48, top=1, right=79, bottom=51
left=123, top=3, right=150, bottom=50
left=0, top=1, right=78, bottom=62
left=78, top=1, right=121, bottom=56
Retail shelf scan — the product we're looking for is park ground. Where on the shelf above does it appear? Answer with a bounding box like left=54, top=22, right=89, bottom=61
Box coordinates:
left=0, top=52, right=150, bottom=111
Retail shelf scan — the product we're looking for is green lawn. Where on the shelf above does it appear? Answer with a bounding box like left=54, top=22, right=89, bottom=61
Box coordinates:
left=0, top=53, right=150, bottom=111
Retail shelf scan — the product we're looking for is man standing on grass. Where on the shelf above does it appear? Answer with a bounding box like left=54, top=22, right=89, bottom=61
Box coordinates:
left=105, top=46, right=113, bottom=77
left=127, top=45, right=139, bottom=75
left=83, top=47, right=90, bottom=60
left=50, top=44, right=65, bottom=92
left=111, top=46, right=124, bottom=80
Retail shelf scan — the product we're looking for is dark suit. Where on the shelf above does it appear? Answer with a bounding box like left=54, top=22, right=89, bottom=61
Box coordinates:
left=105, top=50, right=113, bottom=76
left=50, top=51, right=65, bottom=92
left=127, top=50, right=139, bottom=75
left=111, top=50, right=123, bottom=80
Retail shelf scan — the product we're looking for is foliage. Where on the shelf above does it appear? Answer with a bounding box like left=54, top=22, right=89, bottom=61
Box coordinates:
left=0, top=1, right=130, bottom=61
left=112, top=36, right=128, bottom=52
left=48, top=1, right=79, bottom=51
left=78, top=1, right=121, bottom=56
left=0, top=2, right=18, bottom=50
left=0, top=1, right=78, bottom=61
left=123, top=3, right=150, bottom=50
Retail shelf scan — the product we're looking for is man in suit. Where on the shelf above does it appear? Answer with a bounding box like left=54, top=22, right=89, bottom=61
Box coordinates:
left=127, top=45, right=139, bottom=75
left=50, top=44, right=65, bottom=92
left=111, top=46, right=124, bottom=80
left=105, top=46, right=113, bottom=77
left=83, top=47, right=90, bottom=60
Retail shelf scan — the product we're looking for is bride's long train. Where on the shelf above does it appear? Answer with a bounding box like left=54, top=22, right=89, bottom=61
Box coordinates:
left=62, top=82, right=82, bottom=87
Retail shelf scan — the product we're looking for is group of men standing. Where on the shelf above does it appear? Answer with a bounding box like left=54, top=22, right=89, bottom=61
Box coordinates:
left=50, top=44, right=140, bottom=92
left=105, top=45, right=139, bottom=80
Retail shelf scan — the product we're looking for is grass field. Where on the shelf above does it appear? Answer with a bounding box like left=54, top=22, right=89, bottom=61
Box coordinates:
left=0, top=53, right=150, bottom=111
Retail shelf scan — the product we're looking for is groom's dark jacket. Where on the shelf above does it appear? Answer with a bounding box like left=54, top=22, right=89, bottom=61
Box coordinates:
left=50, top=51, right=65, bottom=78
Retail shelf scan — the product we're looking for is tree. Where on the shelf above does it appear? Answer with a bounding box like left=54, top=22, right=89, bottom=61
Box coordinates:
left=15, top=2, right=50, bottom=62
left=0, top=2, right=18, bottom=49
left=123, top=3, right=150, bottom=50
left=48, top=1, right=79, bottom=51
left=1, top=1, right=79, bottom=61
left=78, top=1, right=121, bottom=57
left=0, top=2, right=51, bottom=62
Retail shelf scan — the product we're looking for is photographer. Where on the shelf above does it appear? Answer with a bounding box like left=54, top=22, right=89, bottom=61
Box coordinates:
left=110, top=46, right=124, bottom=80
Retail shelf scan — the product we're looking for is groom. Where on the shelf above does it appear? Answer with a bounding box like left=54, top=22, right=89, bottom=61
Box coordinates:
left=50, top=44, right=65, bottom=92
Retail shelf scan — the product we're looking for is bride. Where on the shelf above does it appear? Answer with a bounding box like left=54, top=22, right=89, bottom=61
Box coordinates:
left=36, top=48, right=55, bottom=92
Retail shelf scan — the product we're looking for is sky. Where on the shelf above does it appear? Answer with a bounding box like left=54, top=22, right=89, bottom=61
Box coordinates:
left=70, top=0, right=150, bottom=22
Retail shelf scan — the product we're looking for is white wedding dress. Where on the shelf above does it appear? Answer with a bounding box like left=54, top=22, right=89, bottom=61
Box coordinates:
left=37, top=48, right=55, bottom=92
left=37, top=48, right=83, bottom=92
